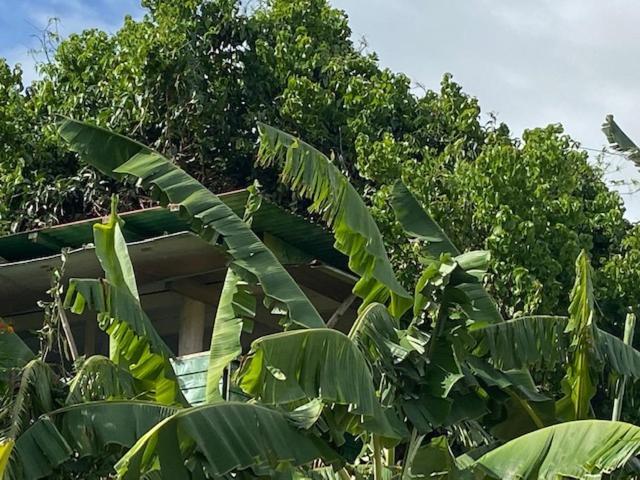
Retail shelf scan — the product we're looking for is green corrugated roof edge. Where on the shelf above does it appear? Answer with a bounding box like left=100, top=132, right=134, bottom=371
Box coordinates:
left=0, top=189, right=347, bottom=269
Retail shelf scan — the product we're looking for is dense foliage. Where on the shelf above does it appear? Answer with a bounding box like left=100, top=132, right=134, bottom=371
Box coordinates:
left=4, top=120, right=640, bottom=479
left=2, top=0, right=640, bottom=338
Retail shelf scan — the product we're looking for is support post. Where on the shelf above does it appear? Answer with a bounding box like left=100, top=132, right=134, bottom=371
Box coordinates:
left=178, top=298, right=206, bottom=356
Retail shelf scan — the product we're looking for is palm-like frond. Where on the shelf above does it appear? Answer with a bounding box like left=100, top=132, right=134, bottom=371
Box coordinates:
left=66, top=355, right=137, bottom=405
left=236, top=328, right=406, bottom=439
left=602, top=114, right=640, bottom=167
left=471, top=316, right=568, bottom=370
left=594, top=327, right=640, bottom=380
left=2, top=360, right=55, bottom=440
left=65, top=279, right=183, bottom=405
left=115, top=402, right=341, bottom=479
left=7, top=401, right=177, bottom=480
left=206, top=185, right=261, bottom=403
left=58, top=118, right=324, bottom=330
left=472, top=420, right=640, bottom=479
left=256, top=123, right=412, bottom=318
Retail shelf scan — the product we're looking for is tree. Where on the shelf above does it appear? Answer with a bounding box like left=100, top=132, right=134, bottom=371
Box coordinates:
left=2, top=0, right=636, bottom=334
left=4, top=119, right=640, bottom=479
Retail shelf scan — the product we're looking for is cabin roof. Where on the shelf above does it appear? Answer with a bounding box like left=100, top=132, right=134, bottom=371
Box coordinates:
left=0, top=189, right=345, bottom=268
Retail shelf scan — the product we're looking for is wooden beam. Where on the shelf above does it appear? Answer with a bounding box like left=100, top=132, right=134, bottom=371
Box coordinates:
left=327, top=294, right=357, bottom=328
left=169, top=279, right=220, bottom=306
left=178, top=298, right=206, bottom=355
left=28, top=232, right=63, bottom=252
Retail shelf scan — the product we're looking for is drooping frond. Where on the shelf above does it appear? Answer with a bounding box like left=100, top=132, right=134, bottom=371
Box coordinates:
left=65, top=279, right=184, bottom=405
left=115, top=402, right=341, bottom=479
left=3, top=359, right=55, bottom=440
left=602, top=114, right=640, bottom=167
left=58, top=118, right=324, bottom=330
left=7, top=401, right=177, bottom=480
left=66, top=355, right=137, bottom=405
left=256, top=123, right=412, bottom=318
left=235, top=328, right=406, bottom=439
left=349, top=303, right=414, bottom=367
left=237, top=329, right=377, bottom=413
left=471, top=316, right=568, bottom=370
left=472, top=420, right=640, bottom=479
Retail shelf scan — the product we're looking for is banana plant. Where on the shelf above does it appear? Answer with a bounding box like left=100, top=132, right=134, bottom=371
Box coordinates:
left=25, top=118, right=640, bottom=479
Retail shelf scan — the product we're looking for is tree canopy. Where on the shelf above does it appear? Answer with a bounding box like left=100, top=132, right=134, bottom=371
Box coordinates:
left=2, top=0, right=640, bottom=335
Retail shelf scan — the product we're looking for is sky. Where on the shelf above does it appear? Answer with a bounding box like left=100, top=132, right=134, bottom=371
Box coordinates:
left=2, top=0, right=640, bottom=218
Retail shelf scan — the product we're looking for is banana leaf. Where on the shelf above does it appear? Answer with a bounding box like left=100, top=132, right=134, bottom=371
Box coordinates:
left=115, top=402, right=341, bottom=479
left=602, top=114, right=640, bottom=167
left=7, top=401, right=177, bottom=480
left=236, top=328, right=406, bottom=440
left=66, top=355, right=137, bottom=405
left=65, top=279, right=184, bottom=405
left=392, top=181, right=502, bottom=325
left=473, top=420, right=640, bottom=479
left=58, top=118, right=324, bottom=330
left=257, top=123, right=411, bottom=318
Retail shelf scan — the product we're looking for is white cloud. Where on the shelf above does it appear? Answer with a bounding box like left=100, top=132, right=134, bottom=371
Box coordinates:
left=332, top=0, right=640, bottom=219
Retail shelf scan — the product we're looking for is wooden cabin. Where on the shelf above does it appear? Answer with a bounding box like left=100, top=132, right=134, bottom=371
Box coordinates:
left=0, top=189, right=358, bottom=402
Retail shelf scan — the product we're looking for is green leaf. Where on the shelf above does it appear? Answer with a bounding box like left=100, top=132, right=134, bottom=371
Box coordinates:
left=257, top=123, right=411, bottom=318
left=58, top=118, right=324, bottom=330
left=66, top=355, right=137, bottom=405
left=349, top=303, right=413, bottom=368
left=414, top=253, right=502, bottom=326
left=557, top=250, right=596, bottom=421
left=205, top=186, right=261, bottom=403
left=471, top=316, right=568, bottom=370
left=0, top=328, right=34, bottom=386
left=594, top=326, right=640, bottom=380
left=205, top=269, right=254, bottom=403
left=392, top=181, right=502, bottom=324
left=473, top=420, right=640, bottom=479
left=94, top=195, right=140, bottom=301
left=3, top=359, right=55, bottom=440
left=115, top=402, right=341, bottom=479
left=237, top=329, right=378, bottom=413
left=411, top=436, right=467, bottom=479
left=9, top=401, right=177, bottom=480
left=64, top=279, right=183, bottom=405
left=390, top=180, right=460, bottom=257
left=236, top=328, right=406, bottom=439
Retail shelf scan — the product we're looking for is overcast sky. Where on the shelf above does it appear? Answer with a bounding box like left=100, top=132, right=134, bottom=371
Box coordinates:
left=2, top=0, right=640, bottom=218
